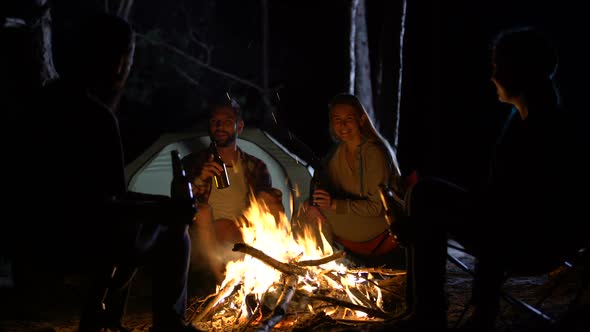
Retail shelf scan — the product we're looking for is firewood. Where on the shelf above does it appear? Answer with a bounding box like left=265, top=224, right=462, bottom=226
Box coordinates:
left=239, top=285, right=275, bottom=332
left=320, top=271, right=380, bottom=311
left=232, top=243, right=310, bottom=276
left=192, top=278, right=239, bottom=322
left=296, top=290, right=393, bottom=319
left=363, top=277, right=405, bottom=300
left=346, top=267, right=406, bottom=276
left=255, top=275, right=298, bottom=332
left=296, top=251, right=346, bottom=267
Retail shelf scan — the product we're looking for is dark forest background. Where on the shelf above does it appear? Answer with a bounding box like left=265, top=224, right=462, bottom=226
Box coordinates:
left=3, top=0, right=588, bottom=190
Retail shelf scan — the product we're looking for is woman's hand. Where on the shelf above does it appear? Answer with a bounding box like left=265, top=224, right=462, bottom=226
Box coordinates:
left=302, top=199, right=327, bottom=225
left=312, top=189, right=334, bottom=210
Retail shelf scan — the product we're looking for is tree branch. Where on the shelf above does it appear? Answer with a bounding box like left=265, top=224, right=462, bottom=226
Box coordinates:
left=191, top=278, right=239, bottom=322
left=174, top=65, right=200, bottom=87
left=117, top=0, right=134, bottom=20
left=189, top=31, right=213, bottom=64
left=137, top=33, right=267, bottom=93
left=296, top=251, right=346, bottom=267
left=296, top=290, right=392, bottom=319
left=255, top=275, right=298, bottom=332
left=346, top=268, right=406, bottom=276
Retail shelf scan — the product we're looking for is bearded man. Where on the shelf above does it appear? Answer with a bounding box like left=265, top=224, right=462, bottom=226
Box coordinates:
left=179, top=98, right=283, bottom=283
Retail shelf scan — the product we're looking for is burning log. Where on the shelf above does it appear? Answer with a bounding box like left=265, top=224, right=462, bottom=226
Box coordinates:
left=232, top=243, right=310, bottom=276
left=295, top=251, right=346, bottom=267
left=320, top=271, right=383, bottom=312
left=255, top=275, right=298, bottom=332
left=364, top=277, right=405, bottom=301
left=192, top=278, right=239, bottom=322
left=291, top=312, right=336, bottom=331
left=233, top=242, right=393, bottom=316
left=347, top=267, right=406, bottom=276
left=240, top=295, right=263, bottom=331
left=296, top=290, right=392, bottom=319
left=189, top=198, right=408, bottom=331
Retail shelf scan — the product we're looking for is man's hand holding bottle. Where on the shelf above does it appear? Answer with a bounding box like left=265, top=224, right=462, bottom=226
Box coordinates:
left=199, top=155, right=226, bottom=182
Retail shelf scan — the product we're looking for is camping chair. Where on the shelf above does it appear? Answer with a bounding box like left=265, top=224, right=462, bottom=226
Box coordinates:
left=378, top=173, right=589, bottom=330
left=446, top=239, right=589, bottom=329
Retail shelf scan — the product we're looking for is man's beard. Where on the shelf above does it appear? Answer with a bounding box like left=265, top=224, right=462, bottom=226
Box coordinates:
left=214, top=131, right=237, bottom=147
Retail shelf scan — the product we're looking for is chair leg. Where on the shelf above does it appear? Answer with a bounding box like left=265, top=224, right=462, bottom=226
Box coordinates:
left=500, top=291, right=557, bottom=324
left=79, top=265, right=119, bottom=331
left=447, top=253, right=474, bottom=277
left=453, top=304, right=472, bottom=328
left=446, top=248, right=558, bottom=327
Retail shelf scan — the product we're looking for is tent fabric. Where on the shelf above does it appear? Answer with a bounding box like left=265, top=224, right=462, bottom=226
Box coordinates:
left=125, top=128, right=313, bottom=220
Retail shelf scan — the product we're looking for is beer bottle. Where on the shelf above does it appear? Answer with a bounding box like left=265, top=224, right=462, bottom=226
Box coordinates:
left=309, top=165, right=321, bottom=206
left=209, top=140, right=230, bottom=189
left=170, top=150, right=195, bottom=208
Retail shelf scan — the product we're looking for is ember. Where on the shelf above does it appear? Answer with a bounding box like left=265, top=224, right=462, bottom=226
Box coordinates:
left=188, top=195, right=406, bottom=331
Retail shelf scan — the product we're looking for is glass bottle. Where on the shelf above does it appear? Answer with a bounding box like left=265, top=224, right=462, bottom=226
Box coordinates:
left=170, top=150, right=195, bottom=207
left=309, top=165, right=321, bottom=206
left=209, top=140, right=230, bottom=189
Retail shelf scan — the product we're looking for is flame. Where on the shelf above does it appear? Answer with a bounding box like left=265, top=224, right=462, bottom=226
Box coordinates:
left=207, top=193, right=386, bottom=322
left=223, top=193, right=336, bottom=287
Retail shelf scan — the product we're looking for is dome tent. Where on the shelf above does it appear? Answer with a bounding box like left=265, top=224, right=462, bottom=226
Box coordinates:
left=125, top=127, right=314, bottom=220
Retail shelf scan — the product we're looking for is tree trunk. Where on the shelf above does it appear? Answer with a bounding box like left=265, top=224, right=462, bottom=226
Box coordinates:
left=350, top=0, right=407, bottom=149
left=348, top=0, right=358, bottom=95
left=3, top=0, right=58, bottom=87
left=392, top=0, right=407, bottom=150
left=351, top=0, right=376, bottom=127
left=34, top=0, right=58, bottom=85
left=117, top=0, right=135, bottom=20
left=362, top=0, right=406, bottom=152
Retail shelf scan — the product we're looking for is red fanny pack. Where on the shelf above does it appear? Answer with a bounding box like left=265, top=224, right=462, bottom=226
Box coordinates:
left=335, top=230, right=398, bottom=256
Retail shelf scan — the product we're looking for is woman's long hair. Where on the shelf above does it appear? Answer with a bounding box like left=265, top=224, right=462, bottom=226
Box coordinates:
left=328, top=93, right=401, bottom=178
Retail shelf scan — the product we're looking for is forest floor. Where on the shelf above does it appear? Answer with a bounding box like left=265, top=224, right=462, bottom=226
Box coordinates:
left=1, top=246, right=588, bottom=332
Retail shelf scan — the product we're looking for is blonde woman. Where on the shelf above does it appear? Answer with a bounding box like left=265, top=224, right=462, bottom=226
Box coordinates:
left=296, top=93, right=404, bottom=267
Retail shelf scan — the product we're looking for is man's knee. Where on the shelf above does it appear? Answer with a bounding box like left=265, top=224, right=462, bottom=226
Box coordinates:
left=194, top=203, right=213, bottom=226
left=256, top=188, right=285, bottom=225
left=257, top=189, right=284, bottom=209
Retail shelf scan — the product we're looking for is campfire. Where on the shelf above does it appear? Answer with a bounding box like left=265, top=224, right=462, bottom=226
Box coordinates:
left=188, top=195, right=407, bottom=331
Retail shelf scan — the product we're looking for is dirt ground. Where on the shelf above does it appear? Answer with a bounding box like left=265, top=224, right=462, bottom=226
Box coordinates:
left=1, top=247, right=588, bottom=332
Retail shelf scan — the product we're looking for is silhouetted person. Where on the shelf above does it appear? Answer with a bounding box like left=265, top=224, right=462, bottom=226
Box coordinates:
left=1, top=9, right=42, bottom=295
left=384, top=27, right=587, bottom=330
left=37, top=13, right=202, bottom=332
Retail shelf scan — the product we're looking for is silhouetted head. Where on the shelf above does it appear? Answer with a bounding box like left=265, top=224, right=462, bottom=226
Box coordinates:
left=72, top=13, right=135, bottom=93
left=491, top=27, right=558, bottom=103
left=1, top=16, right=39, bottom=94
